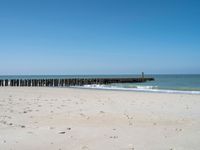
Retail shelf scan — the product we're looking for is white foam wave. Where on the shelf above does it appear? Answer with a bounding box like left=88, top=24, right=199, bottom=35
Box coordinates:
left=73, top=84, right=200, bottom=95
left=135, top=85, right=158, bottom=89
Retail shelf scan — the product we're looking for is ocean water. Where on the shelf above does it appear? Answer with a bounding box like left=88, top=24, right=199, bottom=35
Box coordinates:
left=0, top=74, right=200, bottom=94
left=82, top=74, right=200, bottom=94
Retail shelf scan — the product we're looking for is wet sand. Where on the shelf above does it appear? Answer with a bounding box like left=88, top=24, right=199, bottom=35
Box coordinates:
left=0, top=87, right=200, bottom=150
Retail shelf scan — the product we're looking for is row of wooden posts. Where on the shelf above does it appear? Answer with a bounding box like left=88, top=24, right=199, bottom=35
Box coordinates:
left=0, top=77, right=154, bottom=87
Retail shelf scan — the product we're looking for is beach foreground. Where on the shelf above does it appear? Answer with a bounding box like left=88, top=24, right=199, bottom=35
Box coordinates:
left=0, top=87, right=200, bottom=150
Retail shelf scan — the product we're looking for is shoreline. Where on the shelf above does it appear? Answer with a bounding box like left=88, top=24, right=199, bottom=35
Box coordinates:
left=1, top=85, right=200, bottom=95
left=71, top=86, right=200, bottom=95
left=2, top=86, right=200, bottom=95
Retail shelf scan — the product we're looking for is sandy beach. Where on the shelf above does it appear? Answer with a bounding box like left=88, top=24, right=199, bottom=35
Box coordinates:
left=0, top=87, right=200, bottom=150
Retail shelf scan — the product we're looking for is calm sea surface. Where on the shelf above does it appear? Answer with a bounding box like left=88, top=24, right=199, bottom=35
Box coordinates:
left=104, top=74, right=200, bottom=94
left=0, top=74, right=200, bottom=94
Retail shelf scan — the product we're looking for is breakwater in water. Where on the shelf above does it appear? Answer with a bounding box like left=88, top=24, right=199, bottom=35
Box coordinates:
left=0, top=77, right=154, bottom=87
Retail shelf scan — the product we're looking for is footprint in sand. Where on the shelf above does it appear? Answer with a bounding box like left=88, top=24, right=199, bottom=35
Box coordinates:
left=80, top=113, right=85, bottom=117
left=129, top=122, right=133, bottom=126
left=49, top=127, right=55, bottom=130
left=27, top=131, right=33, bottom=134
left=128, top=144, right=134, bottom=150
left=112, top=128, right=116, bottom=131
left=81, top=146, right=89, bottom=150
left=175, top=128, right=182, bottom=132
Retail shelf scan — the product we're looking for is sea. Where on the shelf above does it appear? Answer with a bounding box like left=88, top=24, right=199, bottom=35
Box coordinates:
left=83, top=74, right=200, bottom=94
left=0, top=74, right=200, bottom=94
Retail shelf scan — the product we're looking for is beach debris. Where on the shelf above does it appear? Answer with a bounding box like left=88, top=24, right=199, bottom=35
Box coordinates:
left=99, top=111, right=105, bottom=114
left=59, top=131, right=66, bottom=134
left=175, top=128, right=182, bottom=132
left=110, top=136, right=118, bottom=139
left=21, top=125, right=26, bottom=128
left=67, top=127, right=71, bottom=130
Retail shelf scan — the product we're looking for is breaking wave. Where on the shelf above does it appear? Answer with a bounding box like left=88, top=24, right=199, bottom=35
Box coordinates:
left=73, top=84, right=200, bottom=95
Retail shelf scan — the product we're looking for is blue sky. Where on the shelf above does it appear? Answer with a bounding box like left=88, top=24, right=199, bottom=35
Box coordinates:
left=0, top=0, right=200, bottom=75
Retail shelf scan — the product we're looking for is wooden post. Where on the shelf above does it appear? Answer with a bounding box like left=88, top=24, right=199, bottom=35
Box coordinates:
left=28, top=80, right=30, bottom=86
left=25, top=80, right=26, bottom=86
left=142, top=72, right=144, bottom=78
left=17, top=79, right=19, bottom=86
left=5, top=80, right=8, bottom=86
left=142, top=72, right=144, bottom=81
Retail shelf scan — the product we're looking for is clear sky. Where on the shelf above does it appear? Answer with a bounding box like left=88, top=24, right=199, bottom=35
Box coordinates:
left=0, top=0, right=200, bottom=75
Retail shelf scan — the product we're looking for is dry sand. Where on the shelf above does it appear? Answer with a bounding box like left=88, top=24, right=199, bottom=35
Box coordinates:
left=0, top=87, right=200, bottom=150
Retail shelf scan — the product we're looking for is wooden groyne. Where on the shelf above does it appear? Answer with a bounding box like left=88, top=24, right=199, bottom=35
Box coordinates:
left=0, top=77, right=154, bottom=87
